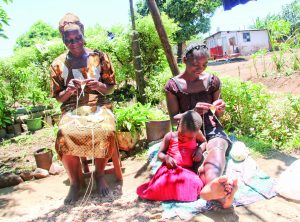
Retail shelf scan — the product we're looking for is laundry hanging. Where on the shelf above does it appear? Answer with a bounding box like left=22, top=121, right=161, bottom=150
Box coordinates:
left=222, top=0, right=257, bottom=11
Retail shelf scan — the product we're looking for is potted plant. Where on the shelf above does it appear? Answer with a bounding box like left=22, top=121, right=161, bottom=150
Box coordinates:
left=145, top=108, right=171, bottom=142
left=0, top=100, right=11, bottom=140
left=114, top=103, right=149, bottom=151
left=25, top=88, right=47, bottom=131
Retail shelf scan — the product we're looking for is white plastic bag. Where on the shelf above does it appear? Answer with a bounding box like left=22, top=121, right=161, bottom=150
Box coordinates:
left=275, top=159, right=300, bottom=202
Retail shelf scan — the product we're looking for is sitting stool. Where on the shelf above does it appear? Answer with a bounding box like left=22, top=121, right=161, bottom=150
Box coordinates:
left=80, top=133, right=123, bottom=181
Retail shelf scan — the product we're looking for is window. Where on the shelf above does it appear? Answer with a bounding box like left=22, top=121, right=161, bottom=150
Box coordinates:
left=243, top=32, right=251, bottom=42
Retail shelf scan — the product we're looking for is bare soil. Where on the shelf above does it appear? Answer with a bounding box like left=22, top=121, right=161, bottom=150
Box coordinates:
left=208, top=51, right=300, bottom=95
left=1, top=127, right=300, bottom=222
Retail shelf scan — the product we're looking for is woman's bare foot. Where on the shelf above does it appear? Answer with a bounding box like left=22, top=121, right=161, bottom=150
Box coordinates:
left=222, top=178, right=238, bottom=208
left=64, top=185, right=80, bottom=205
left=200, top=176, right=229, bottom=200
left=96, top=175, right=109, bottom=197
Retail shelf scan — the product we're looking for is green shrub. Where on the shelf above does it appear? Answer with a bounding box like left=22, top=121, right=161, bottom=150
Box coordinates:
left=221, top=77, right=300, bottom=150
left=145, top=68, right=172, bottom=104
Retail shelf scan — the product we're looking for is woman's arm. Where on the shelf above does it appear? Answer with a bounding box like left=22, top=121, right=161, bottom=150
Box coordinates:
left=165, top=91, right=181, bottom=126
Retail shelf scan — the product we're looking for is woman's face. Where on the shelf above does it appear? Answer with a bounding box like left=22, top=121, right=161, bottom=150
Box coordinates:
left=63, top=30, right=84, bottom=55
left=185, top=56, right=208, bottom=75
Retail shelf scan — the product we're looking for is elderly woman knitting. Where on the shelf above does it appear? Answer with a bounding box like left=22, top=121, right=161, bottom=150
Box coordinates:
left=50, top=13, right=116, bottom=204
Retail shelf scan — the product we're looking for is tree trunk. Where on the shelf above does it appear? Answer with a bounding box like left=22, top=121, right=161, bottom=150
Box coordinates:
left=129, top=0, right=146, bottom=103
left=177, top=42, right=183, bottom=63
left=147, top=0, right=179, bottom=76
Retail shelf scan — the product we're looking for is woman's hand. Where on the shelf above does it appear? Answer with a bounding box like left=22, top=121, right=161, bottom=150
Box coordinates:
left=213, top=99, right=225, bottom=115
left=193, top=148, right=203, bottom=162
left=165, top=155, right=177, bottom=169
left=86, top=79, right=101, bottom=91
left=66, top=79, right=81, bottom=94
left=194, top=102, right=211, bottom=115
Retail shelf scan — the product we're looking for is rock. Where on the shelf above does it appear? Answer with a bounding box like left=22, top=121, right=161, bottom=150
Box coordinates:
left=0, top=173, right=24, bottom=188
left=48, top=163, right=64, bottom=175
left=33, top=168, right=49, bottom=179
left=20, top=171, right=34, bottom=181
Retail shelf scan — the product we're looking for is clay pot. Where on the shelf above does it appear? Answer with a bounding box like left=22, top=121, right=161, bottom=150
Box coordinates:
left=0, top=128, right=6, bottom=140
left=44, top=116, right=53, bottom=127
left=34, top=148, right=53, bottom=171
left=146, top=120, right=171, bottom=142
left=116, top=131, right=139, bottom=151
left=52, top=114, right=61, bottom=125
left=13, top=123, right=22, bottom=136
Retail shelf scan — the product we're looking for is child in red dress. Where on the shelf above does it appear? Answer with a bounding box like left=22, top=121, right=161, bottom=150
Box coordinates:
left=137, top=111, right=233, bottom=203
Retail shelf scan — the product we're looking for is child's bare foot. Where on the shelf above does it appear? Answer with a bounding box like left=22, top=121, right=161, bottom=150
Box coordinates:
left=64, top=185, right=80, bottom=205
left=200, top=176, right=229, bottom=200
left=96, top=175, right=109, bottom=197
left=222, top=178, right=238, bottom=208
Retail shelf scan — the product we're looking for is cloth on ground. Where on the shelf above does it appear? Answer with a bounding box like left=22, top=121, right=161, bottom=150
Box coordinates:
left=222, top=0, right=256, bottom=11
left=147, top=141, right=276, bottom=219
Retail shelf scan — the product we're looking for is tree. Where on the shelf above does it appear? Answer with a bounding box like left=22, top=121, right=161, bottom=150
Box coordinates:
left=137, top=0, right=222, bottom=62
left=281, top=0, right=300, bottom=31
left=0, top=0, right=12, bottom=38
left=14, top=20, right=59, bottom=49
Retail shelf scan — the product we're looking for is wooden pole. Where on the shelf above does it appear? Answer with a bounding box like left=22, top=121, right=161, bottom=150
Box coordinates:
left=147, top=0, right=180, bottom=76
left=129, top=0, right=146, bottom=103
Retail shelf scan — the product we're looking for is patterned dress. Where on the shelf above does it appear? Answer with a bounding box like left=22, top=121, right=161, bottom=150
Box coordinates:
left=50, top=49, right=116, bottom=159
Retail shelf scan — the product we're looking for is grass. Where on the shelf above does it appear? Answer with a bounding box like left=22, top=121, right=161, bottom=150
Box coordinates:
left=236, top=135, right=273, bottom=156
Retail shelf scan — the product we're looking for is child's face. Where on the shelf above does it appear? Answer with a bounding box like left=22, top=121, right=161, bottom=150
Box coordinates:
left=178, top=126, right=197, bottom=143
left=185, top=56, right=208, bottom=75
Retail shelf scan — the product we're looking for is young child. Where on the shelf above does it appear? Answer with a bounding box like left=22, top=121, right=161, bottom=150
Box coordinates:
left=137, top=110, right=232, bottom=202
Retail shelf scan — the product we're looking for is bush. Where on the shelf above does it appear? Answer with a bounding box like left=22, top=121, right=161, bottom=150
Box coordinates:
left=221, top=77, right=300, bottom=150
left=145, top=68, right=172, bottom=104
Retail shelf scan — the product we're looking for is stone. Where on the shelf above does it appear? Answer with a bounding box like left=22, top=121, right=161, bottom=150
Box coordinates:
left=33, top=168, right=49, bottom=179
left=0, top=173, right=24, bottom=188
left=48, top=163, right=64, bottom=175
left=20, top=171, right=34, bottom=181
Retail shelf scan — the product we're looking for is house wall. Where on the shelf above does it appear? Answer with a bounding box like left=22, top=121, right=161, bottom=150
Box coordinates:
left=205, top=30, right=271, bottom=57
left=234, top=30, right=271, bottom=55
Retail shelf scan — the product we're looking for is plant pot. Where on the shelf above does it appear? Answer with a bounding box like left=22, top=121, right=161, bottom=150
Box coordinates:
left=146, top=120, right=171, bottom=142
left=44, top=116, right=53, bottom=127
left=52, top=114, right=61, bottom=125
left=34, top=148, right=53, bottom=171
left=13, top=123, right=22, bottom=136
left=27, top=117, right=42, bottom=131
left=0, top=128, right=6, bottom=140
left=6, top=125, right=14, bottom=134
left=116, top=131, right=139, bottom=151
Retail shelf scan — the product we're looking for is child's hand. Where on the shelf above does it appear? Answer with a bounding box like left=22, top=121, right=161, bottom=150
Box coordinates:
left=165, top=155, right=177, bottom=169
left=193, top=148, right=203, bottom=162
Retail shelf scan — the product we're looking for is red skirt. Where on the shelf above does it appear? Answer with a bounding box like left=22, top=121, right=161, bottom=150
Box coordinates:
left=137, top=165, right=204, bottom=202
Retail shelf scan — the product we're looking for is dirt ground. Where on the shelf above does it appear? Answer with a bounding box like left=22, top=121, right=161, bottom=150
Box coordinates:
left=0, top=127, right=300, bottom=222
left=208, top=51, right=300, bottom=95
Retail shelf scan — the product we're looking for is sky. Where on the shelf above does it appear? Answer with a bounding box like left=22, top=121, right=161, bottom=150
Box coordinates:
left=0, top=0, right=295, bottom=58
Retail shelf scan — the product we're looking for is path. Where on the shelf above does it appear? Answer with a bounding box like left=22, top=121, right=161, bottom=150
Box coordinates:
left=1, top=151, right=300, bottom=222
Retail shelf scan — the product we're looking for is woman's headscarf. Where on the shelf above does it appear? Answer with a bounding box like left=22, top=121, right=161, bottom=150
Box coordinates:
left=58, top=13, right=84, bottom=36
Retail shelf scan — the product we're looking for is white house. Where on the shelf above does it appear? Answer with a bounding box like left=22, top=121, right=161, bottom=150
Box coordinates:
left=204, top=29, right=272, bottom=58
